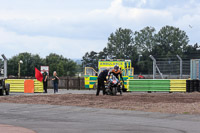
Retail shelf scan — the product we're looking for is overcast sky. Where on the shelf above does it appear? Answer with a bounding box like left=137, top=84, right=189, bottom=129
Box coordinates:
left=0, top=0, right=199, bottom=59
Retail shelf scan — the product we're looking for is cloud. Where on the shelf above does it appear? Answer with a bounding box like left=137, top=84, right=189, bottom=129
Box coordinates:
left=90, top=0, right=200, bottom=44
left=0, top=0, right=199, bottom=59
left=0, top=27, right=106, bottom=59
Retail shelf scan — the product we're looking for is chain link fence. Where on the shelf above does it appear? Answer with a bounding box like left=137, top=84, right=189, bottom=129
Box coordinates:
left=139, top=55, right=191, bottom=79
left=156, top=58, right=190, bottom=75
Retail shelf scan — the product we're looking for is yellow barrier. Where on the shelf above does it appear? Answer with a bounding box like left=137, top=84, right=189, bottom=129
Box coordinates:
left=5, top=79, right=43, bottom=93
left=34, top=80, right=43, bottom=93
left=170, top=79, right=186, bottom=92
left=5, top=79, right=25, bottom=92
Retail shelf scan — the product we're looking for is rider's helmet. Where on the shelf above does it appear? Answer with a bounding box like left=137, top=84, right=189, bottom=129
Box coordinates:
left=114, top=65, right=119, bottom=72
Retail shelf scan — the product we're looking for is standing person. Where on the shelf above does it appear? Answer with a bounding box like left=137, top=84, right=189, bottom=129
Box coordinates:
left=52, top=71, right=59, bottom=94
left=43, top=70, right=48, bottom=93
left=96, top=68, right=109, bottom=96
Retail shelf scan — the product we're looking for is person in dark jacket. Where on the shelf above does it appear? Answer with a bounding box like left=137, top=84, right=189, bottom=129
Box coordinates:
left=96, top=68, right=109, bottom=96
left=52, top=71, right=59, bottom=94
left=43, top=70, right=48, bottom=93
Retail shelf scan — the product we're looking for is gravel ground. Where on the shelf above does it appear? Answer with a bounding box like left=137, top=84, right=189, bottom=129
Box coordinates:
left=0, top=90, right=200, bottom=114
left=1, top=91, right=200, bottom=114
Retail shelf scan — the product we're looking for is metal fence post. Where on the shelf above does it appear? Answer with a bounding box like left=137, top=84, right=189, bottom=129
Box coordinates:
left=2, top=54, right=7, bottom=78
left=149, top=55, right=156, bottom=79
left=177, top=55, right=182, bottom=79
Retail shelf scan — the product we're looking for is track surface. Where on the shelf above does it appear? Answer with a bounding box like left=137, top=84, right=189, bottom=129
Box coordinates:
left=0, top=103, right=200, bottom=133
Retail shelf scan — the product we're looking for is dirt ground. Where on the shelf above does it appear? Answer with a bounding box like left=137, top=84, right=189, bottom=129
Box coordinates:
left=1, top=92, right=200, bottom=114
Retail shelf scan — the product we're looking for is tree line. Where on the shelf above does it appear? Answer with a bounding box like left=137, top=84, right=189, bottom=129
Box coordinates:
left=6, top=53, right=78, bottom=77
left=82, top=25, right=200, bottom=74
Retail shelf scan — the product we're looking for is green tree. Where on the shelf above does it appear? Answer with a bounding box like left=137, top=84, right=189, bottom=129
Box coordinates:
left=153, top=25, right=189, bottom=57
left=134, top=26, right=156, bottom=53
left=45, top=53, right=77, bottom=76
left=134, top=26, right=156, bottom=74
left=82, top=51, right=98, bottom=71
left=8, top=52, right=44, bottom=77
left=7, top=52, right=77, bottom=77
left=98, top=48, right=108, bottom=59
left=45, top=53, right=63, bottom=76
left=107, top=27, right=134, bottom=59
left=64, top=59, right=77, bottom=76
left=183, top=43, right=200, bottom=59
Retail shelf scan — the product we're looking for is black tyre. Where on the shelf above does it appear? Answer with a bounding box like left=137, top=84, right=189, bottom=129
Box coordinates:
left=5, top=84, right=10, bottom=95
left=190, top=80, right=194, bottom=92
left=186, top=80, right=191, bottom=92
left=112, top=87, right=117, bottom=96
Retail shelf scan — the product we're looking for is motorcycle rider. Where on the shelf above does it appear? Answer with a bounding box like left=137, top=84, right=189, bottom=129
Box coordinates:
left=108, top=65, right=124, bottom=94
left=96, top=68, right=109, bottom=96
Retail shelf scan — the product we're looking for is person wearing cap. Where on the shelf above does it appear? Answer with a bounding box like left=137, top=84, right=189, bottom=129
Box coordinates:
left=96, top=68, right=109, bottom=96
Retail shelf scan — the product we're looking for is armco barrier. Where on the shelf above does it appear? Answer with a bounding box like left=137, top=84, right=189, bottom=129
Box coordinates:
left=5, top=79, right=43, bottom=93
left=34, top=79, right=43, bottom=93
left=127, top=80, right=170, bottom=92
left=5, top=79, right=25, bottom=92
left=127, top=79, right=187, bottom=92
left=170, top=80, right=186, bottom=92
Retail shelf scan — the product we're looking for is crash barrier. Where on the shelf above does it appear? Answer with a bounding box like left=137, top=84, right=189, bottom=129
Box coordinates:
left=170, top=80, right=186, bottom=92
left=5, top=79, right=43, bottom=93
left=8, top=77, right=86, bottom=89
left=34, top=80, right=43, bottom=93
left=127, top=79, right=187, bottom=92
left=127, top=79, right=170, bottom=92
left=5, top=79, right=24, bottom=92
left=24, top=80, right=34, bottom=93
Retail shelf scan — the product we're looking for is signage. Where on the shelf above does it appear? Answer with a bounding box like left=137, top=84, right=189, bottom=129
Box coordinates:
left=40, top=66, right=49, bottom=75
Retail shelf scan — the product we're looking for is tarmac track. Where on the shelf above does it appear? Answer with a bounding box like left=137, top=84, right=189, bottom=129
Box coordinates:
left=0, top=103, right=200, bottom=133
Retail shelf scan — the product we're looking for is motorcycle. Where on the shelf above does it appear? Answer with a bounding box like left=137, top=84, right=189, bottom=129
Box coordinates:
left=106, top=75, right=122, bottom=96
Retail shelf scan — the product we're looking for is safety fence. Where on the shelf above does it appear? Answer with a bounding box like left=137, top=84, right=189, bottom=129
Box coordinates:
left=127, top=79, right=187, bottom=92
left=5, top=79, right=43, bottom=93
